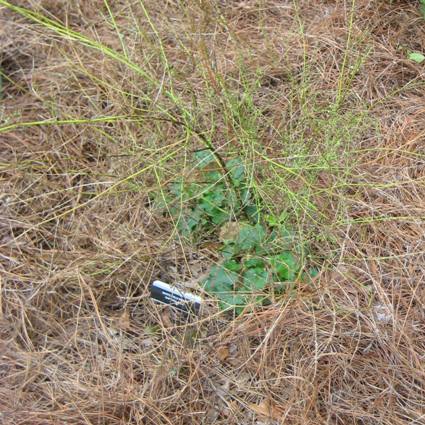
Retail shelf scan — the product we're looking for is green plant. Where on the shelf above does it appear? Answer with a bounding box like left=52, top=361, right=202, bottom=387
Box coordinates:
left=162, top=152, right=316, bottom=314
left=408, top=52, right=425, bottom=64
left=203, top=222, right=302, bottom=314
left=164, top=150, right=258, bottom=238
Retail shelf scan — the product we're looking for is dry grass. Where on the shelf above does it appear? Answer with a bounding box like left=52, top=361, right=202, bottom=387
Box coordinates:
left=1, top=1, right=425, bottom=424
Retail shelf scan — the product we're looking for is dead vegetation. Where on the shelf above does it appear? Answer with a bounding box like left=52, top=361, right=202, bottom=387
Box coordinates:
left=1, top=1, right=425, bottom=424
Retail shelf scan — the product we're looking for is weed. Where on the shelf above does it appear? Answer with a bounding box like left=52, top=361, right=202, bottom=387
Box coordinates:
left=160, top=151, right=316, bottom=314
left=408, top=52, right=425, bottom=63
left=167, top=151, right=256, bottom=229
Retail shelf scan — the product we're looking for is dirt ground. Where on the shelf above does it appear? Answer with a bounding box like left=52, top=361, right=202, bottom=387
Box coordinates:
left=1, top=1, right=425, bottom=424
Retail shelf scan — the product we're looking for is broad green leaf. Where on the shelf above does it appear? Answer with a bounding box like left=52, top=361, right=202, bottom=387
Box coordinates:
left=223, top=259, right=242, bottom=272
left=199, top=188, right=225, bottom=214
left=242, top=267, right=269, bottom=291
left=245, top=203, right=260, bottom=223
left=194, top=150, right=215, bottom=167
left=204, top=170, right=222, bottom=183
left=203, top=263, right=246, bottom=312
left=221, top=243, right=237, bottom=259
left=226, top=158, right=245, bottom=186
left=218, top=292, right=247, bottom=312
left=203, top=264, right=239, bottom=294
left=235, top=223, right=266, bottom=251
left=184, top=214, right=201, bottom=233
left=240, top=187, right=252, bottom=204
left=176, top=206, right=204, bottom=236
left=408, top=52, right=425, bottom=64
left=244, top=257, right=265, bottom=269
left=269, top=252, right=298, bottom=281
left=210, top=209, right=230, bottom=225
